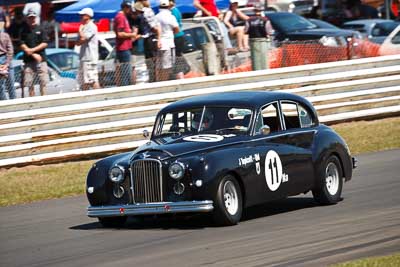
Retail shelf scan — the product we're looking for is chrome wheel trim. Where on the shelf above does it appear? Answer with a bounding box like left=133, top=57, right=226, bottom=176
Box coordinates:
left=223, top=180, right=239, bottom=216
left=325, top=162, right=339, bottom=196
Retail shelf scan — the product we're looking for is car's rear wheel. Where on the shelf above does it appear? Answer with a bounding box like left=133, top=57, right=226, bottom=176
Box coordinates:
left=312, top=155, right=343, bottom=205
left=98, top=216, right=127, bottom=228
left=213, top=175, right=243, bottom=226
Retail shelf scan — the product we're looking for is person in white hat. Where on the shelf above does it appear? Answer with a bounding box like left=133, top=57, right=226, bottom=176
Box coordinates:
left=223, top=0, right=249, bottom=52
left=20, top=8, right=49, bottom=97
left=155, top=0, right=179, bottom=81
left=76, top=7, right=99, bottom=90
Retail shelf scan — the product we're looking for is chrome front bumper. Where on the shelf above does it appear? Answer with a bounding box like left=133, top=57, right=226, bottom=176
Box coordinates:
left=87, top=200, right=214, bottom=217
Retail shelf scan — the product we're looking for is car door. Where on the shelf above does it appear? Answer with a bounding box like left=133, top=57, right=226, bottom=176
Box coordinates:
left=245, top=101, right=315, bottom=206
left=277, top=100, right=315, bottom=195
left=244, top=101, right=293, bottom=205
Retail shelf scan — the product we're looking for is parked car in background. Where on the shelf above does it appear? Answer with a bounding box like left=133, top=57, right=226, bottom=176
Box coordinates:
left=308, top=18, right=339, bottom=29
left=247, top=0, right=315, bottom=15
left=86, top=91, right=356, bottom=227
left=309, top=18, right=363, bottom=40
left=342, top=19, right=400, bottom=44
left=379, top=25, right=400, bottom=55
left=12, top=60, right=78, bottom=97
left=265, top=12, right=357, bottom=46
left=15, top=48, right=79, bottom=79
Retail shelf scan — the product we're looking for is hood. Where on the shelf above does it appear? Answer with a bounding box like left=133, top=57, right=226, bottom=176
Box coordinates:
left=132, top=134, right=248, bottom=160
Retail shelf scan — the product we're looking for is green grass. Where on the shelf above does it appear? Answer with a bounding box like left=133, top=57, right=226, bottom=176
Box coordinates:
left=0, top=117, right=399, bottom=207
left=0, top=160, right=94, bottom=206
left=332, top=117, right=400, bottom=155
left=331, top=253, right=400, bottom=267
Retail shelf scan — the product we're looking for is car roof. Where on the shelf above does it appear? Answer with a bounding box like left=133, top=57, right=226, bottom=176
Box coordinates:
left=343, top=19, right=395, bottom=26
left=160, top=91, right=314, bottom=113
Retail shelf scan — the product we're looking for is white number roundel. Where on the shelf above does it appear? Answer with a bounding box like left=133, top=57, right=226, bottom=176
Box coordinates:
left=183, top=134, right=224, bottom=143
left=264, top=150, right=283, bottom=191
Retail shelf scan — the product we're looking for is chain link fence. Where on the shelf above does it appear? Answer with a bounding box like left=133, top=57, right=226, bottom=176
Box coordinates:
left=0, top=38, right=390, bottom=99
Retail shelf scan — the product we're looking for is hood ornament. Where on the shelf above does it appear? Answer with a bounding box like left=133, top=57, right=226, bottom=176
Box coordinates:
left=142, top=151, right=150, bottom=158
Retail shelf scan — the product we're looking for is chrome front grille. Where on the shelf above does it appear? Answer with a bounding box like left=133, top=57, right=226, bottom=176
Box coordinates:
left=131, top=159, right=163, bottom=203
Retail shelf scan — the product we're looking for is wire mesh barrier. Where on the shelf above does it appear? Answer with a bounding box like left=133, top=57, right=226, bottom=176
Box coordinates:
left=1, top=39, right=394, bottom=99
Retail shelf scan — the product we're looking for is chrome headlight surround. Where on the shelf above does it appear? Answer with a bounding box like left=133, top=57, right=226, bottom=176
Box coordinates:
left=109, top=165, right=125, bottom=183
left=168, top=162, right=186, bottom=180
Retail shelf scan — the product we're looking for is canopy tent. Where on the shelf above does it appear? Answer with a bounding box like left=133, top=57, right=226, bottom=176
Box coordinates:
left=55, top=0, right=230, bottom=22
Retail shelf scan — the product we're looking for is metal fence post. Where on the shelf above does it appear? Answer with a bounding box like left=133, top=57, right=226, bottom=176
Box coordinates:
left=202, top=43, right=221, bottom=75
left=250, top=38, right=269, bottom=71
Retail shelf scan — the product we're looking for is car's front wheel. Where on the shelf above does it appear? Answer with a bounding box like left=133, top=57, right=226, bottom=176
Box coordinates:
left=213, top=175, right=243, bottom=226
left=98, top=216, right=127, bottom=228
left=312, top=155, right=343, bottom=205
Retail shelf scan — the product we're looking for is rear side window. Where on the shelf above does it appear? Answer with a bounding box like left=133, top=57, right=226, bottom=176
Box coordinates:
left=281, top=102, right=300, bottom=129
left=281, top=101, right=315, bottom=129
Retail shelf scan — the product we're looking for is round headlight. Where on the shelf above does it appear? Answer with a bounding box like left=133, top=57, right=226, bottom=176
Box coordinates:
left=168, top=162, right=185, bottom=180
left=109, top=166, right=125, bottom=183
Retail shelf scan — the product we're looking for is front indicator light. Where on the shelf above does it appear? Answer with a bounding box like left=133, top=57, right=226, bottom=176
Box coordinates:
left=173, top=182, right=185, bottom=195
left=113, top=185, right=125, bottom=199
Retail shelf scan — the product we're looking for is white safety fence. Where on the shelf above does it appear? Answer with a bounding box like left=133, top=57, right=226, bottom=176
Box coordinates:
left=0, top=54, right=399, bottom=168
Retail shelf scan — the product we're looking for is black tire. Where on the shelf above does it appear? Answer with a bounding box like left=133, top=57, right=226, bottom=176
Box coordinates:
left=312, top=155, right=343, bottom=205
left=98, top=216, right=127, bottom=228
left=213, top=175, right=243, bottom=226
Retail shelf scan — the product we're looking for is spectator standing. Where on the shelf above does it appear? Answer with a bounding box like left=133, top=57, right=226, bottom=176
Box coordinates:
left=19, top=9, right=49, bottom=97
left=224, top=0, right=249, bottom=52
left=134, top=0, right=161, bottom=83
left=0, top=7, right=10, bottom=30
left=392, top=0, right=400, bottom=19
left=170, top=0, right=188, bottom=79
left=8, top=8, right=29, bottom=55
left=155, top=0, right=179, bottom=81
left=244, top=4, right=274, bottom=39
left=6, top=8, right=27, bottom=100
left=193, top=0, right=236, bottom=54
left=76, top=8, right=99, bottom=90
left=0, top=24, right=14, bottom=100
left=114, top=0, right=139, bottom=86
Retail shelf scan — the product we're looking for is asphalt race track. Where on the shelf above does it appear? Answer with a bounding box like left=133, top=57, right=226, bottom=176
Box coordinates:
left=1, top=149, right=399, bottom=267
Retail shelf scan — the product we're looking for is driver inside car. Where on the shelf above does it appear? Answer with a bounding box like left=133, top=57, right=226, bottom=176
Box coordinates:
left=191, top=110, right=214, bottom=131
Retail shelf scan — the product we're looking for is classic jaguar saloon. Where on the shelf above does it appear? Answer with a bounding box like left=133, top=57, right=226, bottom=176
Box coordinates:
left=87, top=92, right=356, bottom=227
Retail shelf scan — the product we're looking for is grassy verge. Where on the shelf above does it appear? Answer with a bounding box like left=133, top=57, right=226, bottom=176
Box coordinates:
left=331, top=252, right=400, bottom=267
left=0, top=117, right=399, bottom=207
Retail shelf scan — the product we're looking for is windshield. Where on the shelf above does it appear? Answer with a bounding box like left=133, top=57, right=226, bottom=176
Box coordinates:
left=153, top=106, right=253, bottom=140
left=48, top=52, right=79, bottom=71
left=267, top=13, right=317, bottom=33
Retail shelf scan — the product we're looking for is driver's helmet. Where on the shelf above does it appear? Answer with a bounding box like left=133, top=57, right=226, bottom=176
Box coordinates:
left=192, top=110, right=214, bottom=130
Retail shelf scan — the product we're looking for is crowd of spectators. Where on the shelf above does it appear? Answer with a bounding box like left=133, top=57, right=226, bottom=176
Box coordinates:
left=0, top=0, right=398, bottom=100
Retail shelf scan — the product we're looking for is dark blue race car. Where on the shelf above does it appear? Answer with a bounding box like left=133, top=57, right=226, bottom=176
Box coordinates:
left=86, top=91, right=356, bottom=227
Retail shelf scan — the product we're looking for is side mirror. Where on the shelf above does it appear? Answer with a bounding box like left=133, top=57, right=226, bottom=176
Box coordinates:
left=143, top=130, right=150, bottom=138
left=260, top=125, right=271, bottom=135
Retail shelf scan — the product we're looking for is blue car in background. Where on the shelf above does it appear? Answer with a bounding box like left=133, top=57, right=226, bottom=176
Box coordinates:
left=15, top=48, right=79, bottom=79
